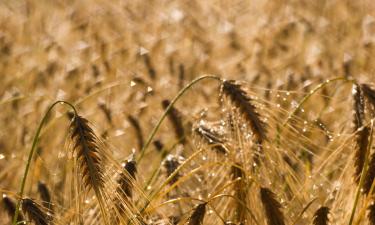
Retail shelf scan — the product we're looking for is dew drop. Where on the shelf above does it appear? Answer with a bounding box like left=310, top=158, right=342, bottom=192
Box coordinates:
left=139, top=47, right=149, bottom=55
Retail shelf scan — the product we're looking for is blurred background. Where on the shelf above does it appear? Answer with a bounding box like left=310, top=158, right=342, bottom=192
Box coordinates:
left=1, top=1, right=375, bottom=224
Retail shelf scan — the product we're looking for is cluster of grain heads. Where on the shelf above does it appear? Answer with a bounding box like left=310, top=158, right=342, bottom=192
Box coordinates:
left=2, top=195, right=25, bottom=223
left=21, top=198, right=51, bottom=225
left=312, top=206, right=330, bottom=225
left=69, top=114, right=109, bottom=223
left=221, top=80, right=267, bottom=167
left=221, top=80, right=267, bottom=143
left=259, top=187, right=285, bottom=225
left=70, top=115, right=105, bottom=192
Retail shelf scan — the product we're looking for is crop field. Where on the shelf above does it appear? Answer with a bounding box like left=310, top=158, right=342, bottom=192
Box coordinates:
left=1, top=0, right=375, bottom=224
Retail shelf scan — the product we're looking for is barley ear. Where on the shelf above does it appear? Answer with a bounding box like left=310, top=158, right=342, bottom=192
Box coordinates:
left=221, top=80, right=267, bottom=142
left=313, top=206, right=330, bottom=225
left=187, top=203, right=207, bottom=225
left=260, top=187, right=285, bottom=225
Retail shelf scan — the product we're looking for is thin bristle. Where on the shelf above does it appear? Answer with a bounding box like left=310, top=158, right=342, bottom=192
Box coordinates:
left=70, top=115, right=104, bottom=190
left=37, top=181, right=53, bottom=214
left=187, top=203, right=207, bottom=225
left=117, top=159, right=137, bottom=199
left=128, top=115, right=144, bottom=151
left=162, top=99, right=186, bottom=144
left=222, top=80, right=267, bottom=142
left=354, top=125, right=370, bottom=183
left=260, top=187, right=285, bottom=225
left=195, top=124, right=228, bottom=154
left=2, top=196, right=25, bottom=222
left=22, top=198, right=51, bottom=225
left=313, top=206, right=330, bottom=225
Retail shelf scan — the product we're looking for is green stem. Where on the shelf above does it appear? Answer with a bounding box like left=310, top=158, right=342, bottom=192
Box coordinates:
left=136, top=75, right=221, bottom=163
left=349, top=120, right=374, bottom=225
left=12, top=101, right=77, bottom=225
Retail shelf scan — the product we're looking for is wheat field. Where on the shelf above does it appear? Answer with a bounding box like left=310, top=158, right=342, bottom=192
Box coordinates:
left=1, top=0, right=375, bottom=224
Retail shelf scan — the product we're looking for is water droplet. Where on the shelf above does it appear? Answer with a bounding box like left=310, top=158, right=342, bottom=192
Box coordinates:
left=114, top=129, right=125, bottom=137
left=170, top=8, right=184, bottom=22
left=139, top=47, right=149, bottom=55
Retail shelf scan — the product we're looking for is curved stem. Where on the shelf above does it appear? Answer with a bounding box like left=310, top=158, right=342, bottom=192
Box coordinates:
left=136, top=75, right=221, bottom=163
left=12, top=101, right=77, bottom=225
